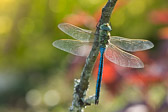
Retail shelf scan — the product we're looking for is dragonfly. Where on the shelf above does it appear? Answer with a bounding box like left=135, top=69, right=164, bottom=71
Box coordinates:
left=52, top=23, right=154, bottom=104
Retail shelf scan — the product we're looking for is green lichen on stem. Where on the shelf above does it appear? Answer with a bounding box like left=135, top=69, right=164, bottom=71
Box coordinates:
left=69, top=0, right=118, bottom=112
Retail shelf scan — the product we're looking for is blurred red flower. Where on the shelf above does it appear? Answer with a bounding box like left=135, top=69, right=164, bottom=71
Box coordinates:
left=149, top=9, right=168, bottom=24
left=126, top=72, right=162, bottom=87
left=63, top=10, right=97, bottom=29
left=93, top=53, right=117, bottom=84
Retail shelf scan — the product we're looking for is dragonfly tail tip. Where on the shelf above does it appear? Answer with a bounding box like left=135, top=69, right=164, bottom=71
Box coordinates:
left=95, top=99, right=99, bottom=105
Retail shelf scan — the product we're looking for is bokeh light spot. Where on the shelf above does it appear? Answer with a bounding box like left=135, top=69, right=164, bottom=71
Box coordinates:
left=17, top=17, right=35, bottom=34
left=111, top=10, right=125, bottom=27
left=26, top=89, right=42, bottom=106
left=78, top=0, right=101, bottom=8
left=49, top=0, right=67, bottom=13
left=125, top=104, right=148, bottom=112
left=44, top=90, right=60, bottom=106
left=0, top=16, right=12, bottom=34
left=127, top=0, right=146, bottom=16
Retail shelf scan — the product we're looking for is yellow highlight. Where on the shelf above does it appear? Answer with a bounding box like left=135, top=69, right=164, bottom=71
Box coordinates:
left=0, top=0, right=15, bottom=11
left=0, top=16, right=13, bottom=34
left=0, top=0, right=14, bottom=5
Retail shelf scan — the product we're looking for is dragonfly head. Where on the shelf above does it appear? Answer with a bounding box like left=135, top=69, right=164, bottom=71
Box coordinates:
left=100, top=23, right=112, bottom=31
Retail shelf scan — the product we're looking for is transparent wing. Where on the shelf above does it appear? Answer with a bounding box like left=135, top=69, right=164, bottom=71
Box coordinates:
left=109, top=36, right=154, bottom=52
left=58, top=23, right=94, bottom=42
left=105, top=43, right=144, bottom=68
left=52, top=39, right=92, bottom=56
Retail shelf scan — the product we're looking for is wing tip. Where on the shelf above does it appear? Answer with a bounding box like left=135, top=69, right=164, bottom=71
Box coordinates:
left=136, top=63, right=144, bottom=68
left=52, top=40, right=61, bottom=48
left=133, top=58, right=144, bottom=68
left=58, top=23, right=74, bottom=28
left=58, top=23, right=66, bottom=29
left=125, top=62, right=144, bottom=68
left=148, top=41, right=154, bottom=49
left=52, top=41, right=57, bottom=47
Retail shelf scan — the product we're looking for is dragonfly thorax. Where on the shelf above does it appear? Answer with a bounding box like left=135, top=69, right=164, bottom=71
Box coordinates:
left=99, top=23, right=112, bottom=48
left=99, top=29, right=111, bottom=48
left=100, top=23, right=112, bottom=31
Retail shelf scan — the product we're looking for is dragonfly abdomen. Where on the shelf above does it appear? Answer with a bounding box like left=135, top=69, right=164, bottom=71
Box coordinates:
left=95, top=47, right=105, bottom=104
left=95, top=23, right=112, bottom=104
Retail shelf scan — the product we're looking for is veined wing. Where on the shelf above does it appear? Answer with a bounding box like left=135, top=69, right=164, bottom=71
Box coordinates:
left=58, top=23, right=94, bottom=42
left=109, top=36, right=154, bottom=52
left=105, top=43, right=144, bottom=68
left=52, top=39, right=92, bottom=56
